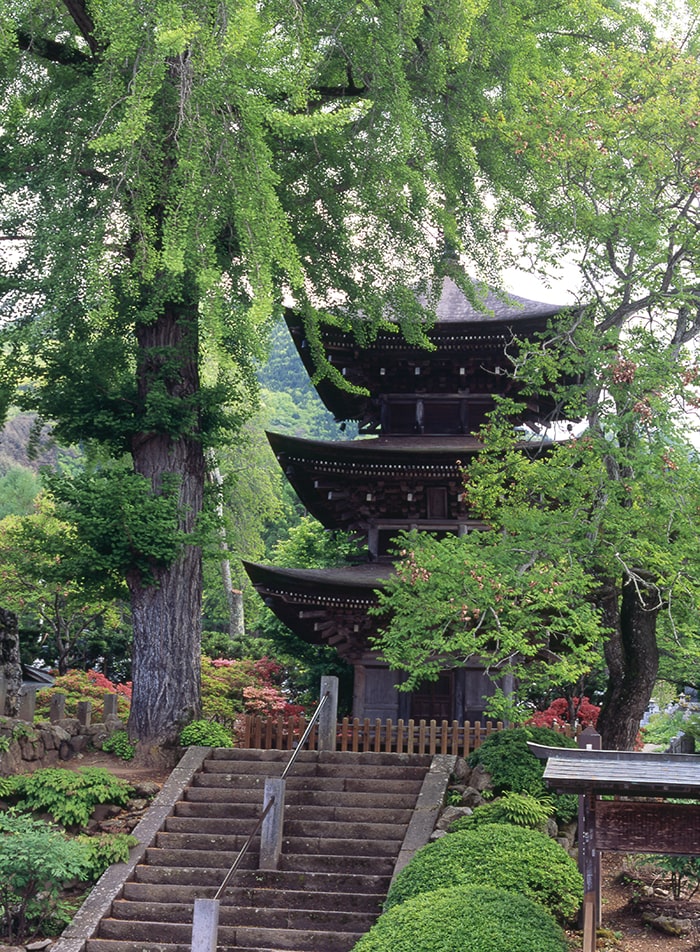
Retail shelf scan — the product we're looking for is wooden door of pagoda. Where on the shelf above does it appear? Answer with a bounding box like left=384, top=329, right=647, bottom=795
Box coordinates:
left=410, top=672, right=454, bottom=721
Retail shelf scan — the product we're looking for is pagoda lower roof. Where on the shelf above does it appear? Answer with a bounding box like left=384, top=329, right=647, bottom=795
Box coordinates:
left=242, top=561, right=394, bottom=657
left=243, top=560, right=394, bottom=598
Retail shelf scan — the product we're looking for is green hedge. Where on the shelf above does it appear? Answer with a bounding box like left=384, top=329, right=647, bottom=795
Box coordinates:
left=385, top=823, right=583, bottom=922
left=353, top=885, right=568, bottom=952
left=468, top=726, right=578, bottom=822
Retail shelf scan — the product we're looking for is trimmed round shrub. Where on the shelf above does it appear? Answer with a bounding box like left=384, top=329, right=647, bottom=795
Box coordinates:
left=353, top=885, right=568, bottom=952
left=179, top=719, right=234, bottom=748
left=385, top=823, right=583, bottom=922
left=468, top=726, right=578, bottom=822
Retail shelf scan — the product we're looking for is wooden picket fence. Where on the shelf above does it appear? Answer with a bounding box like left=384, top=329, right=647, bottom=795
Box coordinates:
left=238, top=714, right=505, bottom=758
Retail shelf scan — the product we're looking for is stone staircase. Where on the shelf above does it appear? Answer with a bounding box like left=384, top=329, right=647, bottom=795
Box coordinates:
left=56, top=747, right=454, bottom=952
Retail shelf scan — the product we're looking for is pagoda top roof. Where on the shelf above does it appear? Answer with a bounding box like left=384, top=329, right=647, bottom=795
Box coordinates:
left=430, top=280, right=565, bottom=325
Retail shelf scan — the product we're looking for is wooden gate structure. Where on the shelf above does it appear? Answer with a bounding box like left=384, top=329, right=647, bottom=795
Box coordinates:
left=530, top=735, right=700, bottom=952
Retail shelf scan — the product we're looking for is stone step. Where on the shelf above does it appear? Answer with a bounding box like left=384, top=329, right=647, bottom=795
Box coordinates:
left=159, top=822, right=405, bottom=849
left=87, top=945, right=287, bottom=952
left=108, top=899, right=376, bottom=933
left=96, top=918, right=363, bottom=951
left=189, top=773, right=423, bottom=795
left=144, top=846, right=396, bottom=876
left=200, top=759, right=430, bottom=781
left=181, top=783, right=420, bottom=809
left=207, top=749, right=433, bottom=768
left=173, top=800, right=414, bottom=825
left=132, top=864, right=391, bottom=894
left=122, top=881, right=384, bottom=913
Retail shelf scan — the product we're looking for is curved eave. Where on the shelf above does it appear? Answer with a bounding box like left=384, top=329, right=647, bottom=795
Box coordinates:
left=243, top=561, right=394, bottom=655
left=267, top=431, right=488, bottom=466
left=243, top=560, right=393, bottom=597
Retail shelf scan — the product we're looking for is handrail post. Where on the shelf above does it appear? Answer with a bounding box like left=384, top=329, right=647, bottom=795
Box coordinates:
left=318, top=676, right=338, bottom=751
left=260, top=777, right=285, bottom=870
left=191, top=898, right=219, bottom=952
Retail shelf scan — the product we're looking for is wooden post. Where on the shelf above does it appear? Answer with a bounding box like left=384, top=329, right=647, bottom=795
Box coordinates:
left=318, top=675, right=338, bottom=751
left=191, top=898, right=219, bottom=952
left=259, top=777, right=285, bottom=870
left=578, top=726, right=602, bottom=948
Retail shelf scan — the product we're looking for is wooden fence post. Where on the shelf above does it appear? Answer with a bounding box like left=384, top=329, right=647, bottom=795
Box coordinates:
left=578, top=725, right=602, bottom=950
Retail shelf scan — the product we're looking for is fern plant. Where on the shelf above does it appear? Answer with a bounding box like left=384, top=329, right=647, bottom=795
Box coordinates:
left=15, top=767, right=133, bottom=829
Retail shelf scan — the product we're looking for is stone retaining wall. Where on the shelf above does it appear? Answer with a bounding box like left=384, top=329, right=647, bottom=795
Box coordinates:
left=0, top=692, right=125, bottom=774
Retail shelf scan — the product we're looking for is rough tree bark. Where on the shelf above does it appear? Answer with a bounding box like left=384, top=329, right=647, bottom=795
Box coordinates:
left=126, top=300, right=204, bottom=753
left=596, top=574, right=660, bottom=750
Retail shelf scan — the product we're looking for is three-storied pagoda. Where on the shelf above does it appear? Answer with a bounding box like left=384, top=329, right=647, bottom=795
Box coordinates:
left=245, top=279, right=569, bottom=722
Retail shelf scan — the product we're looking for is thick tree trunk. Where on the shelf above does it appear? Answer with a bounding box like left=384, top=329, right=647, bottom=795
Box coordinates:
left=126, top=301, right=205, bottom=751
left=596, top=573, right=660, bottom=750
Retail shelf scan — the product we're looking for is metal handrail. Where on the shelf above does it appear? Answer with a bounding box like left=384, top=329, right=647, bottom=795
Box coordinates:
left=280, top=688, right=330, bottom=780
left=211, top=688, right=331, bottom=901
left=213, top=796, right=275, bottom=900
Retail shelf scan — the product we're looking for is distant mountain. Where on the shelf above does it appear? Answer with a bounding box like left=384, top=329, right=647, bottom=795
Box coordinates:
left=0, top=412, right=68, bottom=474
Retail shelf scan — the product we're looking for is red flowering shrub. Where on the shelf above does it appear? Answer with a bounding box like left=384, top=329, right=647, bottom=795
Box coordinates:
left=526, top=697, right=600, bottom=732
left=34, top=669, right=132, bottom=721
left=201, top=656, right=298, bottom=726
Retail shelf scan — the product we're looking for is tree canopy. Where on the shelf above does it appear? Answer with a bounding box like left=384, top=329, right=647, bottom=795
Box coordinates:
left=1, top=0, right=697, bottom=751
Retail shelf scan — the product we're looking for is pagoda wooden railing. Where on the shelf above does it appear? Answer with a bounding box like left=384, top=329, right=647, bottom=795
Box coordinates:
left=238, top=714, right=506, bottom=758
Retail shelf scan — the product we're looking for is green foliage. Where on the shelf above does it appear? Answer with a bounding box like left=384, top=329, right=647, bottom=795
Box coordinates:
left=642, top=708, right=688, bottom=748
left=74, top=832, right=137, bottom=881
left=385, top=824, right=583, bottom=923
left=353, top=885, right=567, bottom=952
left=0, top=775, right=24, bottom=799
left=0, top=497, right=128, bottom=674
left=637, top=854, right=700, bottom=901
left=0, top=465, right=41, bottom=518
left=450, top=791, right=554, bottom=832
left=102, top=730, right=136, bottom=761
left=11, top=768, right=133, bottom=830
left=179, top=719, right=234, bottom=748
left=0, top=811, right=88, bottom=943
left=200, top=655, right=290, bottom=725
left=468, top=727, right=578, bottom=823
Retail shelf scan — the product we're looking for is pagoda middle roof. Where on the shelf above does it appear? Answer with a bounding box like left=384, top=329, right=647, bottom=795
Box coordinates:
left=268, top=430, right=552, bottom=465
left=270, top=431, right=480, bottom=464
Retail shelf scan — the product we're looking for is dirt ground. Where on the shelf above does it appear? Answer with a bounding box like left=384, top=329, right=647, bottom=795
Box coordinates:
left=565, top=853, right=700, bottom=952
